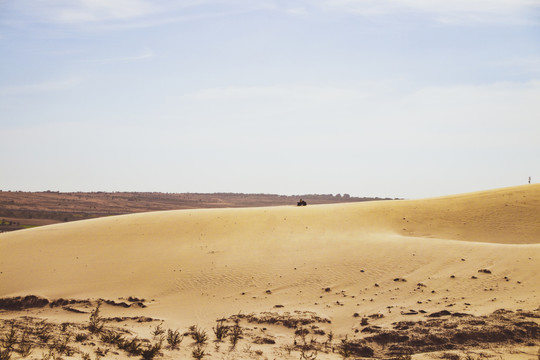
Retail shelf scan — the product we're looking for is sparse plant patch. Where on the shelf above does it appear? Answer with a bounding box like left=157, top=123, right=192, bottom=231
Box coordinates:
left=17, top=327, right=33, bottom=357
left=1, top=324, right=17, bottom=352
left=52, top=333, right=72, bottom=356
left=337, top=337, right=352, bottom=359
left=75, top=333, right=89, bottom=342
left=167, top=329, right=183, bottom=349
left=141, top=342, right=162, bottom=360
left=0, top=296, right=49, bottom=311
left=229, top=311, right=330, bottom=329
left=119, top=337, right=142, bottom=356
left=191, top=343, right=207, bottom=359
left=229, top=320, right=242, bottom=350
left=189, top=326, right=208, bottom=346
left=337, top=336, right=374, bottom=358
left=324, top=330, right=334, bottom=349
left=440, top=353, right=461, bottom=360
left=88, top=303, right=105, bottom=334
left=100, top=329, right=124, bottom=346
left=35, top=320, right=52, bottom=343
left=212, top=320, right=229, bottom=342
left=151, top=323, right=165, bottom=340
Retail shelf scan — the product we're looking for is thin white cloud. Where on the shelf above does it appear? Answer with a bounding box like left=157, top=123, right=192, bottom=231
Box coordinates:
left=0, top=77, right=82, bottom=96
left=91, top=9, right=257, bottom=31
left=7, top=0, right=539, bottom=29
left=29, top=0, right=157, bottom=24
left=189, top=85, right=370, bottom=102
left=318, top=0, right=540, bottom=24
left=7, top=0, right=269, bottom=29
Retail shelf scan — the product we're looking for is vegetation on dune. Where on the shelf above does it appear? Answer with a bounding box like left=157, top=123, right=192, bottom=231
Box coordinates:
left=0, top=297, right=538, bottom=360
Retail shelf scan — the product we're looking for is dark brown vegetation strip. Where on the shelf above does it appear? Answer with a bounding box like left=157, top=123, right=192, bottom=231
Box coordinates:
left=360, top=309, right=540, bottom=357
left=0, top=295, right=49, bottom=310
left=229, top=311, right=331, bottom=329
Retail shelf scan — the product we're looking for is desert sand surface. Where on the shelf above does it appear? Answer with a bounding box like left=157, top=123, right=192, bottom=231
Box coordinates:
left=1, top=184, right=539, bottom=360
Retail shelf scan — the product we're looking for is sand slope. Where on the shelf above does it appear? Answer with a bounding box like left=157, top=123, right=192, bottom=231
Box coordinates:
left=0, top=185, right=539, bottom=359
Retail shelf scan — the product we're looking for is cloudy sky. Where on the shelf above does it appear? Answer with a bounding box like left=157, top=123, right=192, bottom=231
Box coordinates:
left=1, top=0, right=539, bottom=199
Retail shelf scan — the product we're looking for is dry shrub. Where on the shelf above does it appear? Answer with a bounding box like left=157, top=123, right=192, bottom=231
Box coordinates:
left=167, top=329, right=183, bottom=349
left=212, top=320, right=229, bottom=342
left=338, top=337, right=374, bottom=358
left=88, top=303, right=105, bottom=334
left=229, top=321, right=242, bottom=349
left=440, top=353, right=461, bottom=360
left=230, top=311, right=330, bottom=329
left=0, top=296, right=49, bottom=311
left=189, top=325, right=208, bottom=346
left=191, top=344, right=207, bottom=359
left=141, top=342, right=162, bottom=360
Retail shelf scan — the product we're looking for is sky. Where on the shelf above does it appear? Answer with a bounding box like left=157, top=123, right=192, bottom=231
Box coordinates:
left=1, top=0, right=539, bottom=199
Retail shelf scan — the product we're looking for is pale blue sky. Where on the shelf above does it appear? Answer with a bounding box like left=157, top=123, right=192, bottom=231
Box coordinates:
left=1, top=0, right=539, bottom=199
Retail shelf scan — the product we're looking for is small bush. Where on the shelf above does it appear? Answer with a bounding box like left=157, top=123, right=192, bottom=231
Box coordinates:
left=120, top=337, right=142, bottom=355
left=167, top=329, right=183, bottom=349
left=100, top=330, right=124, bottom=345
left=338, top=337, right=374, bottom=358
left=75, top=333, right=89, bottom=342
left=213, top=320, right=229, bottom=342
left=325, top=330, right=334, bottom=349
left=88, top=303, right=105, bottom=334
left=229, top=321, right=242, bottom=349
left=2, top=324, right=18, bottom=351
left=141, top=342, right=161, bottom=360
left=190, top=326, right=208, bottom=345
left=337, top=339, right=352, bottom=359
left=52, top=333, right=72, bottom=356
left=192, top=344, right=207, bottom=359
left=17, top=328, right=33, bottom=357
left=35, top=320, right=52, bottom=343
left=440, top=353, right=461, bottom=360
left=151, top=324, right=165, bottom=340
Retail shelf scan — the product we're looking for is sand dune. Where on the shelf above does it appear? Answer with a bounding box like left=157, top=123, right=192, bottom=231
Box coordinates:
left=0, top=184, right=539, bottom=359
